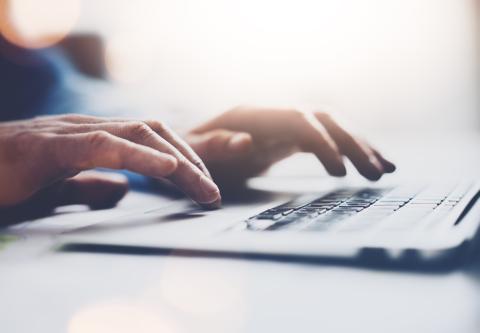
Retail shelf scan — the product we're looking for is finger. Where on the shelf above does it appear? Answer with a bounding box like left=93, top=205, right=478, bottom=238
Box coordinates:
left=371, top=147, right=396, bottom=173
left=144, top=120, right=214, bottom=179
left=111, top=122, right=223, bottom=207
left=54, top=131, right=178, bottom=179
left=315, top=112, right=385, bottom=180
left=56, top=120, right=222, bottom=208
left=2, top=172, right=129, bottom=222
left=187, top=129, right=253, bottom=162
left=191, top=107, right=308, bottom=139
left=297, top=112, right=346, bottom=176
left=61, top=123, right=222, bottom=208
left=53, top=114, right=116, bottom=125
left=228, top=132, right=253, bottom=151
left=55, top=116, right=215, bottom=180
left=46, top=172, right=129, bottom=209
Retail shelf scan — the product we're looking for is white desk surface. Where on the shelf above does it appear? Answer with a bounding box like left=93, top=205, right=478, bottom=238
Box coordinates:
left=1, top=132, right=480, bottom=333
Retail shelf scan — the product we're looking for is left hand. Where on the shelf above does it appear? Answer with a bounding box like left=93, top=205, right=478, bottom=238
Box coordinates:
left=186, top=106, right=395, bottom=187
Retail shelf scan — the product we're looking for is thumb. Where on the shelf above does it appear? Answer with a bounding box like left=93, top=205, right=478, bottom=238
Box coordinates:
left=187, top=129, right=253, bottom=162
left=51, top=171, right=129, bottom=209
left=1, top=172, right=129, bottom=226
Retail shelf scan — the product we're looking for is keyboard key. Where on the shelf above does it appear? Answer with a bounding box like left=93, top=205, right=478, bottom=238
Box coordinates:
left=256, top=212, right=283, bottom=220
left=375, top=202, right=403, bottom=206
left=410, top=199, right=442, bottom=204
left=266, top=217, right=301, bottom=231
left=333, top=207, right=364, bottom=212
left=376, top=200, right=407, bottom=204
left=309, top=203, right=336, bottom=208
left=340, top=201, right=369, bottom=206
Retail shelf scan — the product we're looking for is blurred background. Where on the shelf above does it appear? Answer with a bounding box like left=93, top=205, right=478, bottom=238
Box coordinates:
left=0, top=0, right=478, bottom=133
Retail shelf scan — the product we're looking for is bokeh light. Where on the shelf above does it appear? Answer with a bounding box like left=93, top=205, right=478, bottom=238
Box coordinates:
left=150, top=258, right=247, bottom=321
left=104, top=32, right=156, bottom=84
left=68, top=301, right=177, bottom=333
left=0, top=0, right=81, bottom=49
left=76, top=0, right=477, bottom=131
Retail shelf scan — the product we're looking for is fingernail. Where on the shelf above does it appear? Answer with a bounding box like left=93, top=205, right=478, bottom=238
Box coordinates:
left=200, top=175, right=221, bottom=204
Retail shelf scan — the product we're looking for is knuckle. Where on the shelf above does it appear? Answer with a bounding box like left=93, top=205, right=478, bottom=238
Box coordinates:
left=129, top=121, right=154, bottom=140
left=145, top=119, right=167, bottom=135
left=174, top=154, right=190, bottom=168
left=191, top=157, right=205, bottom=170
left=85, top=131, right=124, bottom=169
left=87, top=130, right=110, bottom=149
left=176, top=153, right=188, bottom=164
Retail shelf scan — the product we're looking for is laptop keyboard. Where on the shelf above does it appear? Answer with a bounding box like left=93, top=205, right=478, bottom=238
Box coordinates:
left=244, top=183, right=472, bottom=233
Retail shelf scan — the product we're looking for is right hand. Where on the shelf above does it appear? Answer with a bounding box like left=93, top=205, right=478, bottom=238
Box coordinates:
left=0, top=114, right=221, bottom=211
left=187, top=106, right=396, bottom=186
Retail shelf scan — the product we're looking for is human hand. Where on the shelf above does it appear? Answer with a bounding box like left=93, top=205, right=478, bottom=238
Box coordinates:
left=0, top=114, right=220, bottom=211
left=186, top=106, right=395, bottom=187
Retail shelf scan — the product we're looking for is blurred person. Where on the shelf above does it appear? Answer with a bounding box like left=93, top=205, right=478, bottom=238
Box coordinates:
left=0, top=30, right=395, bottom=218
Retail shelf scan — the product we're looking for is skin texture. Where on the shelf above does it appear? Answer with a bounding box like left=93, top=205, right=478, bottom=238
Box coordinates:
left=187, top=106, right=395, bottom=188
left=0, top=114, right=221, bottom=211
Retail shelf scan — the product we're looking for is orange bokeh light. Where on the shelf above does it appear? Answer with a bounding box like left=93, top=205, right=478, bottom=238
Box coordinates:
left=0, top=0, right=80, bottom=49
left=68, top=301, right=177, bottom=333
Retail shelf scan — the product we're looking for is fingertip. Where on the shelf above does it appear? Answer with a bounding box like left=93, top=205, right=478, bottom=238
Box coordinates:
left=384, top=162, right=396, bottom=173
left=366, top=172, right=383, bottom=182
left=372, top=150, right=396, bottom=173
left=198, top=175, right=222, bottom=205
left=334, top=165, right=347, bottom=177
left=358, top=166, right=383, bottom=181
left=357, top=155, right=384, bottom=181
left=327, top=161, right=347, bottom=177
left=201, top=197, right=222, bottom=210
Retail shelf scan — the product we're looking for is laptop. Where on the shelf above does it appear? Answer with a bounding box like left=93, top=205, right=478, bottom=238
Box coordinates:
left=63, top=173, right=480, bottom=268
